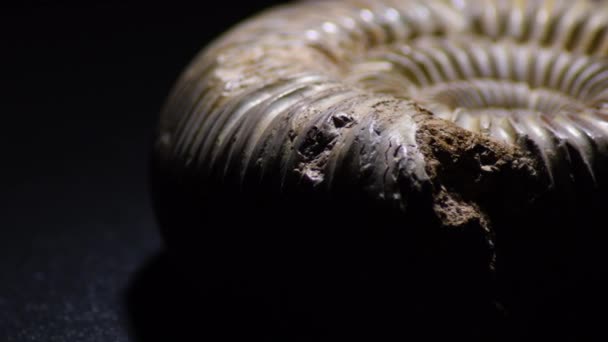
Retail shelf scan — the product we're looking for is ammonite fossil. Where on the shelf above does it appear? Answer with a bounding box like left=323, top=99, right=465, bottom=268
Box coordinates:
left=152, top=0, right=608, bottom=339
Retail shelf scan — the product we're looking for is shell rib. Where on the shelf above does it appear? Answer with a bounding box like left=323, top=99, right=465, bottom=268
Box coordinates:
left=156, top=0, right=608, bottom=225
left=152, top=2, right=608, bottom=335
left=153, top=0, right=608, bottom=293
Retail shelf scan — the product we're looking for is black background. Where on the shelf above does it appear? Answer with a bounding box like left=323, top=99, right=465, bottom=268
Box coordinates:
left=1, top=1, right=284, bottom=341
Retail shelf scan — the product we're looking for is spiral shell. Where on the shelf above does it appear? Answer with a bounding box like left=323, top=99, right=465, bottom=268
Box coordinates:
left=155, top=0, right=608, bottom=230
left=151, top=0, right=608, bottom=336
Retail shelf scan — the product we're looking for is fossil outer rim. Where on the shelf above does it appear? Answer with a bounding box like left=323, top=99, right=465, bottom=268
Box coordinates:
left=154, top=0, right=608, bottom=270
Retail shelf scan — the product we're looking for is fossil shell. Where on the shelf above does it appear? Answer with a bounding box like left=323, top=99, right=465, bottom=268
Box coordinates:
left=155, top=0, right=608, bottom=226
left=152, top=0, right=608, bottom=331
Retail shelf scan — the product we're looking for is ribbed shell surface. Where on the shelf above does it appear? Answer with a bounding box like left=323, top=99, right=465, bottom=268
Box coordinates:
left=157, top=0, right=608, bottom=210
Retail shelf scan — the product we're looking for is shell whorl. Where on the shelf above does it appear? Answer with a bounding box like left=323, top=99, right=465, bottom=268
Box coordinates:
left=152, top=2, right=608, bottom=334
left=156, top=0, right=608, bottom=226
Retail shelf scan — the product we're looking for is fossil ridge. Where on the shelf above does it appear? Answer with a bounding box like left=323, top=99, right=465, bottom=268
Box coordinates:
left=152, top=0, right=608, bottom=338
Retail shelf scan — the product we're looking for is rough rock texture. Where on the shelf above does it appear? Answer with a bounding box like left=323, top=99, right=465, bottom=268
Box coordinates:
left=415, top=112, right=547, bottom=264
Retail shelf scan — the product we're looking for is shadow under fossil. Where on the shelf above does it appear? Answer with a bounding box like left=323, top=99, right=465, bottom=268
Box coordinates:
left=124, top=251, right=501, bottom=341
left=124, top=251, right=335, bottom=341
left=126, top=184, right=608, bottom=341
left=125, top=222, right=608, bottom=342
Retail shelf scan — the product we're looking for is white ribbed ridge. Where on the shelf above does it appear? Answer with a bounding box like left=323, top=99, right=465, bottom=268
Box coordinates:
left=157, top=0, right=608, bottom=210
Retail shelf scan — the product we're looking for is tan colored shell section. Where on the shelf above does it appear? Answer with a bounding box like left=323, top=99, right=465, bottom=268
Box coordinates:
left=156, top=0, right=608, bottom=229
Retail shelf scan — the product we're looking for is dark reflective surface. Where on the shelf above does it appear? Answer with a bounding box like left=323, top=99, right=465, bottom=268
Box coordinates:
left=0, top=1, right=284, bottom=341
